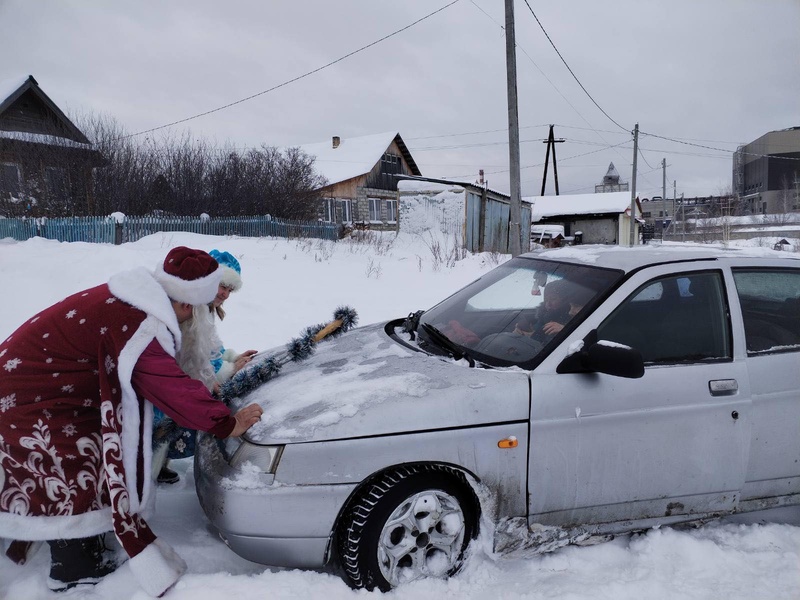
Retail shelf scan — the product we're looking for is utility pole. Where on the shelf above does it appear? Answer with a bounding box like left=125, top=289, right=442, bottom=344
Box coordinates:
left=661, top=158, right=667, bottom=204
left=504, top=0, right=522, bottom=257
left=541, top=125, right=566, bottom=195
left=670, top=179, right=676, bottom=237
left=629, top=123, right=639, bottom=245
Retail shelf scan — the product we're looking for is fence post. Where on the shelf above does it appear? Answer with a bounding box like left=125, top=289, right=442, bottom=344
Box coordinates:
left=114, top=223, right=123, bottom=245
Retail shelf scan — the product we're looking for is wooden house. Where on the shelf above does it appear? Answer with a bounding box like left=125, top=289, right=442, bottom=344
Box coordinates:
left=0, top=75, right=103, bottom=216
left=525, top=191, right=643, bottom=246
left=296, top=132, right=421, bottom=232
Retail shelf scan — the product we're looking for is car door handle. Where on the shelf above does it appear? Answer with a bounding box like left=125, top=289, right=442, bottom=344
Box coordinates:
left=709, top=379, right=738, bottom=396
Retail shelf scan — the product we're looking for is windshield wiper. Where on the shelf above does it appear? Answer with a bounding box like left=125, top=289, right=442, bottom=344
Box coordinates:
left=420, top=322, right=475, bottom=367
left=403, top=310, right=424, bottom=339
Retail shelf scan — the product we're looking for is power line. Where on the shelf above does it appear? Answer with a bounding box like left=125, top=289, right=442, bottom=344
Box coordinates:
left=521, top=0, right=628, bottom=133
left=640, top=130, right=800, bottom=161
left=116, top=0, right=462, bottom=141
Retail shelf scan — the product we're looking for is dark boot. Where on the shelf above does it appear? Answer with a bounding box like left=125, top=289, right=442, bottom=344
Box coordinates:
left=158, top=461, right=180, bottom=484
left=47, top=534, right=118, bottom=591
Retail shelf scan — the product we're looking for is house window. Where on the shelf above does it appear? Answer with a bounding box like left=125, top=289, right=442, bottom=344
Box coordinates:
left=339, top=199, right=352, bottom=223
left=0, top=163, right=21, bottom=196
left=46, top=167, right=69, bottom=200
left=386, top=199, right=398, bottom=223
left=642, top=211, right=652, bottom=218
left=322, top=198, right=335, bottom=222
left=368, top=198, right=382, bottom=222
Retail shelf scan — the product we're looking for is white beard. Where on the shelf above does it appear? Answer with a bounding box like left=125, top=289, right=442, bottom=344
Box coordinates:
left=176, top=305, right=222, bottom=391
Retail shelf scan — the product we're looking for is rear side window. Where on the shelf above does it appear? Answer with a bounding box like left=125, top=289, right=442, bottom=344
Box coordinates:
left=597, top=271, right=731, bottom=364
left=732, top=269, right=800, bottom=355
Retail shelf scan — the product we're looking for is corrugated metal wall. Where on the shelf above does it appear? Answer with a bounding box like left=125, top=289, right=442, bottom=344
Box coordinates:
left=465, top=191, right=531, bottom=254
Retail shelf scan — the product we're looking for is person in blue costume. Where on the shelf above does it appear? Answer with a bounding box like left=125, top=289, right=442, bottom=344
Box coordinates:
left=154, top=250, right=257, bottom=484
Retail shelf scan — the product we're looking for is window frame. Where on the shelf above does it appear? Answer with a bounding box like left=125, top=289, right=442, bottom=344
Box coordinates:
left=385, top=199, right=398, bottom=224
left=368, top=197, right=382, bottom=223
left=731, top=267, right=800, bottom=356
left=597, top=269, right=733, bottom=366
left=0, top=162, right=22, bottom=196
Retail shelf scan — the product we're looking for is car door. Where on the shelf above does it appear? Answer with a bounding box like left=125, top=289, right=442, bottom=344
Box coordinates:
left=527, top=263, right=751, bottom=527
left=729, top=265, right=800, bottom=504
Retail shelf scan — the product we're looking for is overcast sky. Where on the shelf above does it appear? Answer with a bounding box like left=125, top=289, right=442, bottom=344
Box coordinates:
left=2, top=0, right=798, bottom=199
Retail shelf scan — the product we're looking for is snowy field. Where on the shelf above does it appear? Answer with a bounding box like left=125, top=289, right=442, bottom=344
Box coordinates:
left=1, top=231, right=799, bottom=599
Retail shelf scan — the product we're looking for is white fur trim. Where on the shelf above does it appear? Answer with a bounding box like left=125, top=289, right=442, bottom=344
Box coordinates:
left=153, top=260, right=222, bottom=305
left=0, top=508, right=112, bottom=541
left=108, top=267, right=182, bottom=349
left=214, top=360, right=236, bottom=383
left=109, top=268, right=184, bottom=515
left=128, top=538, right=187, bottom=597
left=218, top=265, right=242, bottom=291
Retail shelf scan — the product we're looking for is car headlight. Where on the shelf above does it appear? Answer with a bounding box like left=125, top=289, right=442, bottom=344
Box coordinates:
left=229, top=442, right=284, bottom=474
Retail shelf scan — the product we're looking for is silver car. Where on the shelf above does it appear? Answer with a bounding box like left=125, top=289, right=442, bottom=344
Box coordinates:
left=195, top=245, right=800, bottom=591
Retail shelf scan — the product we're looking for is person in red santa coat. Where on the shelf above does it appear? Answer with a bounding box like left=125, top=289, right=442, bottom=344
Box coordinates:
left=0, top=246, right=263, bottom=595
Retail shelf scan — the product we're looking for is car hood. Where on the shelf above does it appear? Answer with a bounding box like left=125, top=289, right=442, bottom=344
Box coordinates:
left=238, top=322, right=531, bottom=444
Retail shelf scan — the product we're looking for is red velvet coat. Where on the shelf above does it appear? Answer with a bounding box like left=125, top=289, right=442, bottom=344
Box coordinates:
left=0, top=267, right=235, bottom=596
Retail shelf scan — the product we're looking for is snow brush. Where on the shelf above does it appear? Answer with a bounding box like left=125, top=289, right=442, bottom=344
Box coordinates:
left=219, top=305, right=358, bottom=401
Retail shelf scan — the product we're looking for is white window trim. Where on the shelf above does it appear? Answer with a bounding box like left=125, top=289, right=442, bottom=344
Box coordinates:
left=386, top=199, right=398, bottom=224
left=368, top=197, right=382, bottom=223
left=339, top=198, right=352, bottom=224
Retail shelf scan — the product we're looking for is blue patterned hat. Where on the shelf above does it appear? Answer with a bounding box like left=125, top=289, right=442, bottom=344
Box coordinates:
left=209, top=249, right=243, bottom=291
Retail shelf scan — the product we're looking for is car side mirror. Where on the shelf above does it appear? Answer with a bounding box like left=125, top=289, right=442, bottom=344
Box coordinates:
left=557, top=329, right=645, bottom=379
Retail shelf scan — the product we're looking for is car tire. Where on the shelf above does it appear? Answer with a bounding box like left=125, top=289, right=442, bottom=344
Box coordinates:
left=337, top=464, right=479, bottom=592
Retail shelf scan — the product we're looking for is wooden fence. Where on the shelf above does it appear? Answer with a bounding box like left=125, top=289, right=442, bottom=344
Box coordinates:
left=0, top=215, right=340, bottom=244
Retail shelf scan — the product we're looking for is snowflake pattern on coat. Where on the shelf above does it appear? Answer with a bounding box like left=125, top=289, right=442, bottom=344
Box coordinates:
left=0, top=284, right=156, bottom=557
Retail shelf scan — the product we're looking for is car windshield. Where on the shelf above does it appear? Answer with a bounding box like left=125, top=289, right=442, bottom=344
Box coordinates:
left=417, top=256, right=622, bottom=367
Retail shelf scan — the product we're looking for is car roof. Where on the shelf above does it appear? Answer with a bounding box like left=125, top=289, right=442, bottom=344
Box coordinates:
left=521, top=243, right=800, bottom=273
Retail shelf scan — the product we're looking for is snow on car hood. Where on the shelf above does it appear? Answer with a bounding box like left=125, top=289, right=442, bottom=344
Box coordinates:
left=237, top=322, right=530, bottom=444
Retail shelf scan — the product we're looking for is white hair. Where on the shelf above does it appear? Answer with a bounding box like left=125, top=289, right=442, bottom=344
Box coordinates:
left=176, top=305, right=222, bottom=391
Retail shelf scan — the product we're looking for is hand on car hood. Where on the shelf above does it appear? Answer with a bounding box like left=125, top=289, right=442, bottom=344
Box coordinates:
left=234, top=323, right=530, bottom=444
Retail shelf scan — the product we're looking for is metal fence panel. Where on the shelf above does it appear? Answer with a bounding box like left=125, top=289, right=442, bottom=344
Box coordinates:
left=0, top=217, right=116, bottom=243
left=0, top=215, right=339, bottom=244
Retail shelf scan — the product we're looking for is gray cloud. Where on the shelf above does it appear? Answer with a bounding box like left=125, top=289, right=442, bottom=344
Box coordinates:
left=1, top=0, right=797, bottom=198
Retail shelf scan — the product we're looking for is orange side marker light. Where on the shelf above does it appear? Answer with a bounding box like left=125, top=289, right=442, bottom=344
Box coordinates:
left=498, top=436, right=518, bottom=449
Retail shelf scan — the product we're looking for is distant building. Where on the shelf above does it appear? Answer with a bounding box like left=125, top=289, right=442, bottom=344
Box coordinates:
left=0, top=75, right=103, bottom=216
left=296, top=132, right=421, bottom=232
left=525, top=191, right=642, bottom=246
left=733, top=127, right=800, bottom=215
left=595, top=162, right=629, bottom=193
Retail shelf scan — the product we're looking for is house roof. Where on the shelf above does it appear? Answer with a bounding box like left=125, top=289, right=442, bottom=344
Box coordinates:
left=0, top=75, right=91, bottom=145
left=397, top=174, right=510, bottom=200
left=525, top=191, right=639, bottom=221
left=294, top=131, right=421, bottom=186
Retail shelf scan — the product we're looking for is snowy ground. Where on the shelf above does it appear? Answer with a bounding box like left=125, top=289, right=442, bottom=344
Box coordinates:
left=1, top=231, right=799, bottom=599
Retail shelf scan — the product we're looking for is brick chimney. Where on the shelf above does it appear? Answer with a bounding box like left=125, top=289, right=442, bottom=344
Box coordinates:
left=332, top=136, right=341, bottom=149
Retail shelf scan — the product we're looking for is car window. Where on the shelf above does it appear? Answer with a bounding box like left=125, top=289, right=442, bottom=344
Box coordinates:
left=418, top=257, right=622, bottom=368
left=732, top=269, right=800, bottom=355
left=597, top=271, right=731, bottom=364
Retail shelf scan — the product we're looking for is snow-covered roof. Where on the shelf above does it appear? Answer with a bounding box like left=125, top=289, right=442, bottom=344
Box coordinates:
left=397, top=175, right=509, bottom=200
left=398, top=179, right=464, bottom=194
left=531, top=224, right=565, bottom=237
left=525, top=191, right=636, bottom=221
left=523, top=242, right=800, bottom=271
left=293, top=131, right=420, bottom=186
left=0, top=74, right=92, bottom=145
left=0, top=130, right=93, bottom=149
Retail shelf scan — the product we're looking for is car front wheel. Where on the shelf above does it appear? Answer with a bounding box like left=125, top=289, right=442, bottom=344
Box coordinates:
left=337, top=464, right=479, bottom=591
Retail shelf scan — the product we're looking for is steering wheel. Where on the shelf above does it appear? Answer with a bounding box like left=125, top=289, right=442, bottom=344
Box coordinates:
left=475, top=332, right=544, bottom=360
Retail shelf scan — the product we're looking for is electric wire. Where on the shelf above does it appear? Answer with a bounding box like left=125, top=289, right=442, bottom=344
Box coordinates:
left=521, top=0, right=628, bottom=133
left=116, top=0, right=462, bottom=141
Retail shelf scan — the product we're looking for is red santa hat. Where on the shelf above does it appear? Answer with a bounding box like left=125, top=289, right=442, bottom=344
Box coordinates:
left=153, top=246, right=222, bottom=305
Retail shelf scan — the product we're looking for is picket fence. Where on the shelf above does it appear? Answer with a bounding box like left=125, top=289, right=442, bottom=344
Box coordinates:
left=0, top=215, right=340, bottom=244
